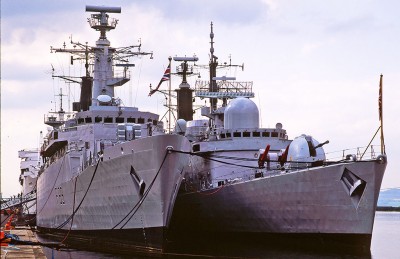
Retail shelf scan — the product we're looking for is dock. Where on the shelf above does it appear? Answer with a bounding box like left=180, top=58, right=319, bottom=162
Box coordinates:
left=1, top=226, right=46, bottom=259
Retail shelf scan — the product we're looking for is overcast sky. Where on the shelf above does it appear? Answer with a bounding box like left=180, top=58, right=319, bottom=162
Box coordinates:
left=1, top=0, right=399, bottom=197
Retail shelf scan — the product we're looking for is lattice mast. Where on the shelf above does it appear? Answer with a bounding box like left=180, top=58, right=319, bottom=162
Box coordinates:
left=196, top=22, right=253, bottom=108
left=50, top=5, right=152, bottom=111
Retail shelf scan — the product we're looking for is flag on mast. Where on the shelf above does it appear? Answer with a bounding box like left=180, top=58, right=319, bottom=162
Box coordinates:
left=378, top=74, right=383, bottom=121
left=149, top=64, right=171, bottom=96
left=378, top=74, right=385, bottom=154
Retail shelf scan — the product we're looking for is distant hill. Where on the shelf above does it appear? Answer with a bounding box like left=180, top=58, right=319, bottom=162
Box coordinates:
left=378, top=188, right=400, bottom=207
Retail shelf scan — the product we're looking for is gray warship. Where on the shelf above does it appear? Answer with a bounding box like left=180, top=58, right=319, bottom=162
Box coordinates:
left=18, top=149, right=41, bottom=224
left=0, top=149, right=40, bottom=223
left=167, top=23, right=387, bottom=253
left=36, top=6, right=190, bottom=253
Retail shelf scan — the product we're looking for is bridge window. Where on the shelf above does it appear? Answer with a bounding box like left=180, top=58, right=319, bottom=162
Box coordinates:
left=253, top=131, right=260, bottom=137
left=271, top=132, right=278, bottom=137
left=116, top=117, right=124, bottom=123
left=77, top=118, right=84, bottom=124
left=127, top=117, right=135, bottom=123
left=138, top=118, right=145, bottom=124
left=226, top=132, right=231, bottom=138
left=104, top=117, right=113, bottom=123
left=262, top=132, right=270, bottom=137
left=85, top=117, right=92, bottom=123
left=95, top=117, right=102, bottom=123
left=243, top=132, right=250, bottom=137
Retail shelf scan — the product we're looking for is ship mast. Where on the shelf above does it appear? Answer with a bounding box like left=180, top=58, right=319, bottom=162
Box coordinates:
left=50, top=5, right=153, bottom=112
left=86, top=6, right=122, bottom=105
left=44, top=88, right=67, bottom=129
left=209, top=22, right=218, bottom=111
left=194, top=23, right=251, bottom=130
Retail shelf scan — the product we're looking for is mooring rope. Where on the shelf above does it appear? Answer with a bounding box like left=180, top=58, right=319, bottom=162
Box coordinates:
left=112, top=150, right=170, bottom=229
left=56, top=158, right=101, bottom=229
left=37, top=155, right=66, bottom=215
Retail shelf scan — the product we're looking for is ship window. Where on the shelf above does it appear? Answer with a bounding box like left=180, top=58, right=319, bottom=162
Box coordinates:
left=220, top=133, right=226, bottom=139
left=262, top=132, right=270, bottom=137
left=127, top=117, right=136, bottom=123
left=95, top=117, right=102, bottom=123
left=253, top=131, right=260, bottom=137
left=148, top=118, right=152, bottom=122
left=193, top=144, right=200, bottom=152
left=77, top=118, right=84, bottom=124
left=116, top=117, right=124, bottom=123
left=233, top=132, right=241, bottom=138
left=54, top=131, right=58, bottom=139
left=85, top=117, right=92, bottom=123
left=226, top=132, right=231, bottom=138
left=243, top=132, right=250, bottom=137
left=104, top=117, right=113, bottom=123
left=153, top=120, right=158, bottom=125
left=271, top=132, right=278, bottom=137
left=138, top=118, right=145, bottom=124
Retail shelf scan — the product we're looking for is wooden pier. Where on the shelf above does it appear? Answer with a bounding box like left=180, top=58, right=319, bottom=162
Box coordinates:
left=1, top=227, right=46, bottom=259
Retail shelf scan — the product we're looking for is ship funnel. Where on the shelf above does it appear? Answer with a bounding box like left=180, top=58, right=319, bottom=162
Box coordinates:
left=173, top=56, right=198, bottom=121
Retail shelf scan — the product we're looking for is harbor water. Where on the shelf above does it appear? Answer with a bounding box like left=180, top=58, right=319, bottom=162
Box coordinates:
left=39, top=211, right=400, bottom=258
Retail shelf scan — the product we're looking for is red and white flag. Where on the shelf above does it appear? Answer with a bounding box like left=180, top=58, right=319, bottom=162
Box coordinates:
left=149, top=64, right=171, bottom=96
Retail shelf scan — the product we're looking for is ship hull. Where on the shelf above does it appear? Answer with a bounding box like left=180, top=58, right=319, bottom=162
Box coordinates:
left=21, top=175, right=38, bottom=225
left=170, top=159, right=386, bottom=253
left=36, top=134, right=190, bottom=252
left=37, top=226, right=166, bottom=254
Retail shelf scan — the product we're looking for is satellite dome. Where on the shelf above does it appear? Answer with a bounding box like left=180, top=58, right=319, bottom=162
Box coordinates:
left=224, top=97, right=259, bottom=130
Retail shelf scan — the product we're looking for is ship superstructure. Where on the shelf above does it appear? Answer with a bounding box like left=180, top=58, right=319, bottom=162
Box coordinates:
left=166, top=23, right=387, bottom=253
left=36, top=6, right=190, bottom=253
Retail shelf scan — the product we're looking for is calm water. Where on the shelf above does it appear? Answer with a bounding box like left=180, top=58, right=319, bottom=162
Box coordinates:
left=40, top=211, right=400, bottom=259
left=371, top=212, right=400, bottom=259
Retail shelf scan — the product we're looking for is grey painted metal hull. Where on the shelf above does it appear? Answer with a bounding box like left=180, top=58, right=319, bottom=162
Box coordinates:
left=170, top=159, right=386, bottom=251
left=36, top=134, right=190, bottom=250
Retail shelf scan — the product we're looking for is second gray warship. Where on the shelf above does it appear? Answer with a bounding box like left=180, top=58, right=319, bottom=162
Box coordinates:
left=18, top=149, right=41, bottom=224
left=166, top=23, right=387, bottom=253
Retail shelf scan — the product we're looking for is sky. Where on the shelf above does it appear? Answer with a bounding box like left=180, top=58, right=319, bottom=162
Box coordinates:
left=1, top=0, right=399, bottom=197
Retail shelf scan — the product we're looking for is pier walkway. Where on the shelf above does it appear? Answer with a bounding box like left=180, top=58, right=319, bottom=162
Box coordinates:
left=1, top=227, right=46, bottom=259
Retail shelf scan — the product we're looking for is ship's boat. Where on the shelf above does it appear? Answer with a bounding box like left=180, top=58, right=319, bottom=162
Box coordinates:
left=166, top=23, right=387, bottom=254
left=35, top=5, right=190, bottom=254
